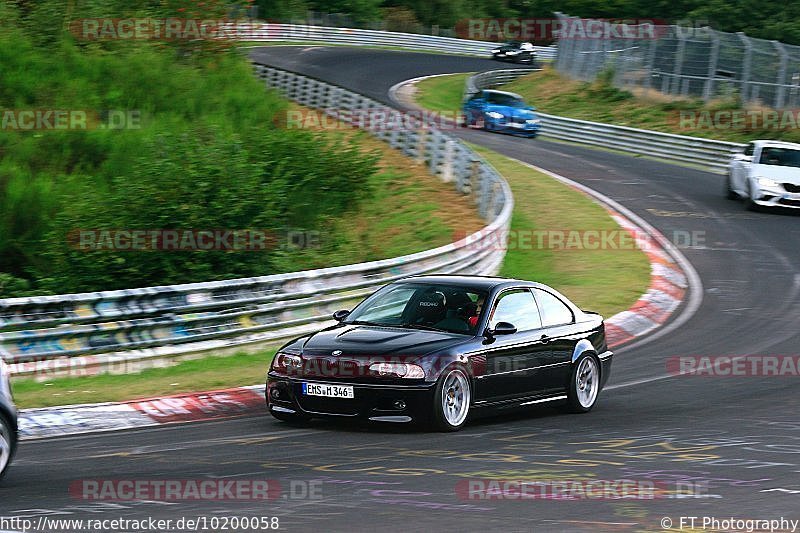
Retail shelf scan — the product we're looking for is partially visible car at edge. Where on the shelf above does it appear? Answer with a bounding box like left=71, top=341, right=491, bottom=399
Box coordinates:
left=727, top=140, right=800, bottom=210
left=491, top=41, right=536, bottom=64
left=266, top=275, right=613, bottom=432
left=463, top=90, right=541, bottom=138
left=0, top=357, right=18, bottom=481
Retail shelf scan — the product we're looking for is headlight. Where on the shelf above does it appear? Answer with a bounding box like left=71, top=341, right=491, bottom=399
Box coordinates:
left=486, top=111, right=505, bottom=120
left=755, top=176, right=780, bottom=188
left=272, top=352, right=303, bottom=373
left=368, top=362, right=425, bottom=379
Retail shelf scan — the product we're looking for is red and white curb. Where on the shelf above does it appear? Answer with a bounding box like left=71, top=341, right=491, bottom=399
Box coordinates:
left=18, top=385, right=265, bottom=440
left=521, top=161, right=701, bottom=353
left=603, top=210, right=687, bottom=348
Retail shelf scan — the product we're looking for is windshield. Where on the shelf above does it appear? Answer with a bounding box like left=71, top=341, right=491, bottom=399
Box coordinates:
left=345, top=282, right=488, bottom=335
left=758, top=147, right=800, bottom=168
left=486, top=93, right=527, bottom=108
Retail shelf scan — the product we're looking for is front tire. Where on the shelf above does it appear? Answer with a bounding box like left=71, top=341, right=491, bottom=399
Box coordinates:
left=566, top=354, right=600, bottom=413
left=432, top=367, right=471, bottom=431
left=745, top=180, right=760, bottom=211
left=725, top=174, right=738, bottom=200
left=0, top=414, right=15, bottom=481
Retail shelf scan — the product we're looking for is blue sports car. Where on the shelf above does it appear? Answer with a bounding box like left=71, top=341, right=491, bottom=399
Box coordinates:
left=462, top=89, right=541, bottom=138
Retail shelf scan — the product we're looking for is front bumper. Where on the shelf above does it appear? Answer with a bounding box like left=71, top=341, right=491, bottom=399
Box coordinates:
left=752, top=187, right=800, bottom=208
left=267, top=374, right=436, bottom=422
left=487, top=119, right=541, bottom=136
left=491, top=52, right=534, bottom=62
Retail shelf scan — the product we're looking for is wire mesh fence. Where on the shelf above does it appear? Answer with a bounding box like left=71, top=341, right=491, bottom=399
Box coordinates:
left=554, top=13, right=800, bottom=109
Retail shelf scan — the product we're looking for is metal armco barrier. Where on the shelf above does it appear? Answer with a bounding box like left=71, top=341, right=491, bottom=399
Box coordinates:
left=0, top=66, right=513, bottom=375
left=465, top=69, right=743, bottom=174
left=232, top=23, right=557, bottom=60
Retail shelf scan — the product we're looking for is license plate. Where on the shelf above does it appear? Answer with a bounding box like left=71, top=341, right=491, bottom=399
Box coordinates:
left=511, top=122, right=525, bottom=128
left=302, top=383, right=354, bottom=399
left=782, top=192, right=800, bottom=200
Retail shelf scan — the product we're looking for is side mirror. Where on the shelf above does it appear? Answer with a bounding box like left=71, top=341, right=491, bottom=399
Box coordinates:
left=332, top=309, right=351, bottom=322
left=486, top=321, right=517, bottom=337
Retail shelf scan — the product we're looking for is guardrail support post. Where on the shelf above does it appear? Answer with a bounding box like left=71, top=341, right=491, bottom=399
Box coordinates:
left=469, top=159, right=481, bottom=197
left=670, top=32, right=687, bottom=96
left=441, top=140, right=454, bottom=183
left=736, top=33, right=753, bottom=103
left=416, top=127, right=427, bottom=165
left=773, top=41, right=789, bottom=109
left=703, top=32, right=721, bottom=101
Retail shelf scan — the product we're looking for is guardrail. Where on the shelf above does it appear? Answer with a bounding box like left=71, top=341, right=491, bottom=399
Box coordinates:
left=234, top=23, right=557, bottom=60
left=0, top=66, right=513, bottom=376
left=465, top=68, right=743, bottom=174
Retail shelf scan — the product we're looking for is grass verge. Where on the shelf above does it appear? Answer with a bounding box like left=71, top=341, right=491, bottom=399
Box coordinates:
left=470, top=144, right=651, bottom=318
left=414, top=67, right=799, bottom=143
left=412, top=73, right=470, bottom=115
left=12, top=350, right=276, bottom=409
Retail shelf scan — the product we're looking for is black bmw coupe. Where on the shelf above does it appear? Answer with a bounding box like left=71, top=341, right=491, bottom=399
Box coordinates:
left=266, top=275, right=613, bottom=431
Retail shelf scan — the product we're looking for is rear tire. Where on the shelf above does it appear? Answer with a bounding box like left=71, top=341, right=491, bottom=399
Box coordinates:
left=0, top=414, right=15, bottom=481
left=566, top=354, right=600, bottom=413
left=431, top=367, right=471, bottom=432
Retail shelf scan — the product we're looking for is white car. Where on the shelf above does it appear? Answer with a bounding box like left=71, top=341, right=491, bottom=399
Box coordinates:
left=727, top=140, right=800, bottom=210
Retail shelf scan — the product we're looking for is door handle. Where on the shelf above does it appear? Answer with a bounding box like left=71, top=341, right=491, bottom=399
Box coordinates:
left=540, top=334, right=550, bottom=344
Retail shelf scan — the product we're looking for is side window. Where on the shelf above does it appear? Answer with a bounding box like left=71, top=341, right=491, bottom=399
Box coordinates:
left=744, top=142, right=754, bottom=156
left=533, top=289, right=574, bottom=327
left=489, top=289, right=542, bottom=332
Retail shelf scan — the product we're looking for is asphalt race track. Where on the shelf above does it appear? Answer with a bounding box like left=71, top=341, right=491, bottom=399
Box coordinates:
left=2, top=47, right=799, bottom=532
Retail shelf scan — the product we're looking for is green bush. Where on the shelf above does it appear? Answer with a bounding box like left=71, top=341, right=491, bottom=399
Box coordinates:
left=0, top=0, right=379, bottom=296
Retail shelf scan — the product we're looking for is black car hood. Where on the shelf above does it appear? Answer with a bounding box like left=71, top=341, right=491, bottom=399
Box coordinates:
left=301, top=324, right=465, bottom=357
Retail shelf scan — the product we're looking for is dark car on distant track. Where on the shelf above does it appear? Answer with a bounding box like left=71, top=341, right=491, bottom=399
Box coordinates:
left=491, top=40, right=537, bottom=64
left=0, top=358, right=18, bottom=481
left=266, top=275, right=613, bottom=431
